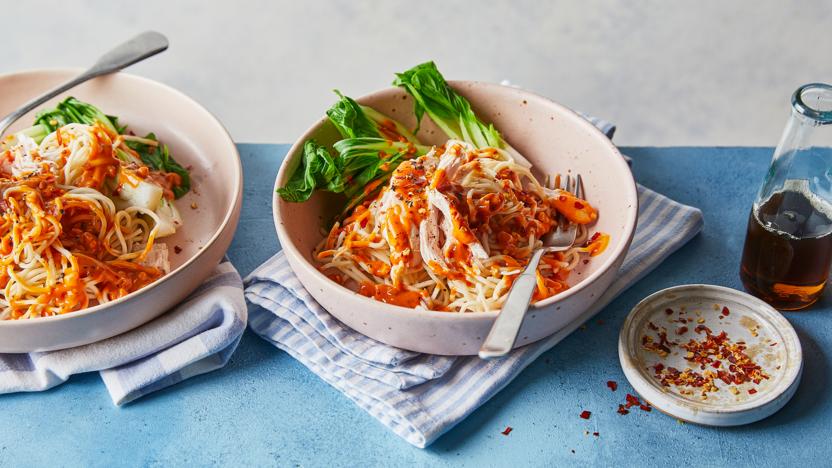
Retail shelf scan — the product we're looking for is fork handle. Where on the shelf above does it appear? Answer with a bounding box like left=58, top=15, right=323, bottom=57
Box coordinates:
left=0, top=31, right=168, bottom=136
left=478, top=249, right=547, bottom=359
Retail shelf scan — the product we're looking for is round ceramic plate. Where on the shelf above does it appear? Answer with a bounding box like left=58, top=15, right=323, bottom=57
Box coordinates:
left=619, top=284, right=802, bottom=426
left=0, top=69, right=242, bottom=352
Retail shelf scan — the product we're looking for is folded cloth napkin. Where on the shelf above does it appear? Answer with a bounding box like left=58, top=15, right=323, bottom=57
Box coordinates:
left=245, top=120, right=705, bottom=448
left=0, top=260, right=247, bottom=405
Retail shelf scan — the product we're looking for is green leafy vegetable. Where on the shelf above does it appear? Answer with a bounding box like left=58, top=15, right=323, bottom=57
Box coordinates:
left=393, top=61, right=499, bottom=146
left=16, top=124, right=50, bottom=144
left=334, top=137, right=428, bottom=210
left=124, top=133, right=191, bottom=199
left=393, top=61, right=530, bottom=166
left=326, top=90, right=419, bottom=142
left=276, top=140, right=343, bottom=202
left=278, top=91, right=428, bottom=204
left=326, top=91, right=382, bottom=139
left=278, top=61, right=536, bottom=210
left=34, top=97, right=124, bottom=136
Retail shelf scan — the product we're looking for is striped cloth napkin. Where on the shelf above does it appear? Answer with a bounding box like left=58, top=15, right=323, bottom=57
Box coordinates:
left=244, top=119, right=705, bottom=448
left=0, top=260, right=247, bottom=405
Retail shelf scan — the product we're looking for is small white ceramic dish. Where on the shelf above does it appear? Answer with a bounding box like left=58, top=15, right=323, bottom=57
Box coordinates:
left=619, top=284, right=802, bottom=426
left=274, top=81, right=638, bottom=355
left=0, top=69, right=242, bottom=352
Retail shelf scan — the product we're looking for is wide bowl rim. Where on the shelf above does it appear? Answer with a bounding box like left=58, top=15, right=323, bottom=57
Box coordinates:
left=0, top=68, right=243, bottom=327
left=273, top=80, right=638, bottom=319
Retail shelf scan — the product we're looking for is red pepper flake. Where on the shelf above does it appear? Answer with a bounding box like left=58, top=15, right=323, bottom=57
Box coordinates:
left=574, top=201, right=585, bottom=209
left=642, top=330, right=675, bottom=357
left=652, top=329, right=768, bottom=396
left=721, top=306, right=730, bottom=316
left=653, top=362, right=665, bottom=372
left=617, top=394, right=651, bottom=415
left=173, top=245, right=182, bottom=254
left=579, top=410, right=591, bottom=420
left=665, top=308, right=674, bottom=315
left=694, top=324, right=712, bottom=335
left=582, top=259, right=589, bottom=265
left=647, top=321, right=658, bottom=331
left=559, top=195, right=567, bottom=202
left=770, top=342, right=778, bottom=347
left=501, top=426, right=513, bottom=435
left=676, top=326, right=688, bottom=335
left=606, top=380, right=618, bottom=392
left=592, top=432, right=599, bottom=437
left=748, top=389, right=757, bottom=395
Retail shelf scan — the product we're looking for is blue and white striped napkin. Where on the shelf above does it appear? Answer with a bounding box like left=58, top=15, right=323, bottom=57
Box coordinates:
left=244, top=119, right=705, bottom=448
left=0, top=260, right=246, bottom=405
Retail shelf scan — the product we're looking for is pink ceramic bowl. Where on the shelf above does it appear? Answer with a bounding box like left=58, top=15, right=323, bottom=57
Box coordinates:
left=0, top=70, right=242, bottom=352
left=273, top=82, right=637, bottom=355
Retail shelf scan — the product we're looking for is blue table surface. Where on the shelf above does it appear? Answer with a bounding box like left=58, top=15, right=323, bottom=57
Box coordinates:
left=3, top=145, right=831, bottom=467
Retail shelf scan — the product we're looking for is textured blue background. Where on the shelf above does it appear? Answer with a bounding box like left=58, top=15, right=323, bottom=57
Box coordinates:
left=2, top=145, right=830, bottom=467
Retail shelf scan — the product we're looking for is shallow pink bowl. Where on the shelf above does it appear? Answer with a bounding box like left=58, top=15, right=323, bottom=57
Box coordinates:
left=273, top=82, right=637, bottom=355
left=0, top=69, right=242, bottom=352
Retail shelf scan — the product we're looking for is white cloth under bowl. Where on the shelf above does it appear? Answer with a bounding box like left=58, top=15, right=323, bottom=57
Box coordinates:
left=0, top=260, right=246, bottom=405
left=244, top=120, right=705, bottom=447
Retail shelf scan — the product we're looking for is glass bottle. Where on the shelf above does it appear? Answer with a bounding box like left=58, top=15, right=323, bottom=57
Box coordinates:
left=740, top=83, right=832, bottom=310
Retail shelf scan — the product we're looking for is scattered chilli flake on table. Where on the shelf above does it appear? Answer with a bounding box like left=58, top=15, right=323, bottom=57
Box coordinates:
left=579, top=410, right=591, bottom=420
left=616, top=393, right=652, bottom=415
left=501, top=426, right=513, bottom=436
left=606, top=380, right=618, bottom=392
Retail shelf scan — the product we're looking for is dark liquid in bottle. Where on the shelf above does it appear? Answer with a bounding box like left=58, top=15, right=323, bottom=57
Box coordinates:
left=740, top=188, right=832, bottom=310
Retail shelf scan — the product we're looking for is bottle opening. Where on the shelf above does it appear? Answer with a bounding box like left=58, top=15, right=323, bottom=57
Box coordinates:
left=792, top=83, right=832, bottom=124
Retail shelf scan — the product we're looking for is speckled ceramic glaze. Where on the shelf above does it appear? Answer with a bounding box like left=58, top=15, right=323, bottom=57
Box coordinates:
left=619, top=284, right=802, bottom=425
left=0, top=69, right=242, bottom=352
left=274, top=82, right=638, bottom=355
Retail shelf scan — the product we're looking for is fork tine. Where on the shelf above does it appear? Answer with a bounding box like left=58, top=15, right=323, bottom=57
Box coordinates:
left=556, top=174, right=570, bottom=231
left=576, top=174, right=584, bottom=199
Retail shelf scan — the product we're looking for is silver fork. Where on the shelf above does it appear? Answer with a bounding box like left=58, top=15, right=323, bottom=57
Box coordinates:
left=0, top=31, right=168, bottom=137
left=478, top=174, right=583, bottom=359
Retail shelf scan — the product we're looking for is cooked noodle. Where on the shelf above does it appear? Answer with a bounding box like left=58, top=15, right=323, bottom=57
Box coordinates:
left=315, top=140, right=609, bottom=312
left=0, top=122, right=183, bottom=320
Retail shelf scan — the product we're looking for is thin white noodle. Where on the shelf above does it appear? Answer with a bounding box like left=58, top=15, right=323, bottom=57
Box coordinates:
left=315, top=140, right=605, bottom=313
left=0, top=123, right=180, bottom=320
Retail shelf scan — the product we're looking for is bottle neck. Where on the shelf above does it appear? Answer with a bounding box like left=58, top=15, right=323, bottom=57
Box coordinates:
left=792, top=83, right=832, bottom=126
